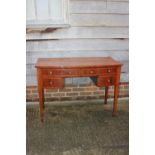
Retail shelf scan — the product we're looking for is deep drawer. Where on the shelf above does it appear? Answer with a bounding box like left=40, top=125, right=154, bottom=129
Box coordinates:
left=97, top=76, right=116, bottom=87
left=43, top=78, right=64, bottom=88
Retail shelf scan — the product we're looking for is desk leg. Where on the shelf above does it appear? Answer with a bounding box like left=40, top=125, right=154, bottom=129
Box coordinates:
left=37, top=68, right=44, bottom=122
left=38, top=88, right=44, bottom=122
left=112, top=84, right=119, bottom=116
left=112, top=66, right=121, bottom=116
left=104, top=86, right=108, bottom=104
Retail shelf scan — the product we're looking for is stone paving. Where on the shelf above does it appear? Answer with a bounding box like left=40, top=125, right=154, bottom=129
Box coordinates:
left=27, top=100, right=129, bottom=155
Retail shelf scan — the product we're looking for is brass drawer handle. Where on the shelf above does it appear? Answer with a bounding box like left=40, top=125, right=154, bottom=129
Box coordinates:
left=49, top=71, right=53, bottom=75
left=90, top=70, right=94, bottom=74
left=107, top=69, right=111, bottom=73
left=107, top=79, right=111, bottom=83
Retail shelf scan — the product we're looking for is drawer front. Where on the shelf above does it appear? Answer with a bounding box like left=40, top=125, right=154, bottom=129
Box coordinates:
left=42, top=69, right=79, bottom=77
left=98, top=67, right=116, bottom=75
left=43, top=78, right=64, bottom=88
left=61, top=69, right=79, bottom=76
left=42, top=69, right=61, bottom=76
left=80, top=68, right=98, bottom=76
left=97, top=76, right=115, bottom=87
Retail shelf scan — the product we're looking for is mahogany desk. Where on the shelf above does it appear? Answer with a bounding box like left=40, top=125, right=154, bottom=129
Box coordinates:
left=35, top=57, right=122, bottom=122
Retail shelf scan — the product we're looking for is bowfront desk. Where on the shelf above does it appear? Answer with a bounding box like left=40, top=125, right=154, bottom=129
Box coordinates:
left=35, top=57, right=122, bottom=122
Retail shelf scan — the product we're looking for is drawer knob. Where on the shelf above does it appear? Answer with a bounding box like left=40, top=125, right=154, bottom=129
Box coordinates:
left=90, top=71, right=94, bottom=74
left=107, top=79, right=111, bottom=83
left=49, top=81, right=53, bottom=85
left=107, top=69, right=111, bottom=73
left=49, top=71, right=53, bottom=75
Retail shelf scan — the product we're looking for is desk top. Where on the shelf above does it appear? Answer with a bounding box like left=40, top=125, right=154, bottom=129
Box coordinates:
left=35, top=57, right=122, bottom=68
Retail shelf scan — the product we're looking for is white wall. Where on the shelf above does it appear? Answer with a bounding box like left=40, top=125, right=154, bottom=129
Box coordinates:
left=26, top=0, right=129, bottom=85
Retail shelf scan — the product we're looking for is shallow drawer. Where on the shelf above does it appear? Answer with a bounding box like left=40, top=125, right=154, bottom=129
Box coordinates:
left=61, top=69, right=79, bottom=76
left=97, top=76, right=115, bottom=87
left=42, top=69, right=79, bottom=77
left=80, top=68, right=98, bottom=76
left=42, top=69, right=62, bottom=76
left=43, top=78, right=64, bottom=88
left=98, top=67, right=116, bottom=75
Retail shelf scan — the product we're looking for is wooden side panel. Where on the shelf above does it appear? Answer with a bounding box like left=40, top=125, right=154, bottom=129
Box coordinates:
left=70, top=0, right=129, bottom=2
left=26, top=27, right=129, bottom=40
left=70, top=1, right=129, bottom=14
left=26, top=39, right=129, bottom=51
left=70, top=14, right=129, bottom=26
left=26, top=50, right=129, bottom=64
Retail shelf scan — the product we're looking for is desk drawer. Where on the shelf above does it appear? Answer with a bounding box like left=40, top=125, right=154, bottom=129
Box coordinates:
left=42, top=69, right=61, bottom=76
left=62, top=69, right=79, bottom=76
left=98, top=68, right=116, bottom=75
left=43, top=78, right=64, bottom=88
left=80, top=68, right=98, bottom=76
left=97, top=76, right=115, bottom=87
left=42, top=69, right=79, bottom=77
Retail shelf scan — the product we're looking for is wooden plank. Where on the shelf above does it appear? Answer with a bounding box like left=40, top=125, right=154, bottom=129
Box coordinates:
left=70, top=1, right=129, bottom=14
left=121, top=61, right=129, bottom=73
left=26, top=27, right=128, bottom=40
left=110, top=0, right=128, bottom=1
left=27, top=75, right=37, bottom=85
left=26, top=50, right=128, bottom=64
left=70, top=14, right=129, bottom=26
left=26, top=39, right=129, bottom=51
left=70, top=0, right=129, bottom=2
left=27, top=64, right=36, bottom=76
left=120, top=72, right=128, bottom=82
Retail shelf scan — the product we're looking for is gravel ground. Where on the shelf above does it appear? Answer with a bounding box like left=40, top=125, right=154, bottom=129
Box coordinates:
left=27, top=100, right=129, bottom=155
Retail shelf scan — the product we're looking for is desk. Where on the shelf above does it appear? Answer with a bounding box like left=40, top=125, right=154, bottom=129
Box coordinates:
left=35, top=57, right=122, bottom=122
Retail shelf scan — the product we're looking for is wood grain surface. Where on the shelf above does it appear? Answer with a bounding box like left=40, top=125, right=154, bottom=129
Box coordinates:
left=35, top=57, right=122, bottom=68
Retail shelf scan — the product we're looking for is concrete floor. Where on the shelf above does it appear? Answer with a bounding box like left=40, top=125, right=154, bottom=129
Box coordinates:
left=27, top=100, right=129, bottom=155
